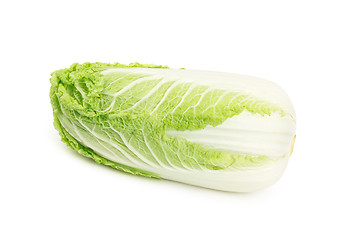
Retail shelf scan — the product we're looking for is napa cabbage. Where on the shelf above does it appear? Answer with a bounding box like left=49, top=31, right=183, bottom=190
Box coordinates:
left=50, top=62, right=296, bottom=192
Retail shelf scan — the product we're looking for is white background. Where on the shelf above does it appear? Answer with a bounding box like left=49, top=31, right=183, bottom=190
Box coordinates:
left=1, top=0, right=339, bottom=239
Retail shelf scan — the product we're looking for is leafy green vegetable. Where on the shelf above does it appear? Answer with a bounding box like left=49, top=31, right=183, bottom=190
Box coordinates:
left=50, top=62, right=296, bottom=192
